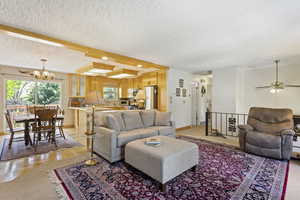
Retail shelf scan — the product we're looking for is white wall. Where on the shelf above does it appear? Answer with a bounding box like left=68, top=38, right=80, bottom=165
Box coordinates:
left=212, top=67, right=239, bottom=113
left=167, top=68, right=193, bottom=128
left=212, top=65, right=300, bottom=115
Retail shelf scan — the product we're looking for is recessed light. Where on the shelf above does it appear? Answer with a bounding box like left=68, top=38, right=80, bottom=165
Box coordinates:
left=101, top=56, right=108, bottom=60
left=109, top=74, right=135, bottom=78
left=89, top=68, right=112, bottom=73
left=137, top=64, right=143, bottom=68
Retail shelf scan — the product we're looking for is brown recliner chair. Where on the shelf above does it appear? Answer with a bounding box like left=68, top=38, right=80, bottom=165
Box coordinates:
left=238, top=107, right=295, bottom=160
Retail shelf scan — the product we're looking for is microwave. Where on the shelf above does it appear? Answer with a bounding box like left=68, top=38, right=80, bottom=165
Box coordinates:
left=119, top=98, right=131, bottom=106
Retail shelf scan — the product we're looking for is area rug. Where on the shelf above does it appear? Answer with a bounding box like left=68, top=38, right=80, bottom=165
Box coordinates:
left=0, top=133, right=83, bottom=161
left=51, top=137, right=289, bottom=200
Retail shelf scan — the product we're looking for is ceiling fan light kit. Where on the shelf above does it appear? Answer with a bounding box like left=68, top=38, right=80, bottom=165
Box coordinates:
left=256, top=59, right=300, bottom=93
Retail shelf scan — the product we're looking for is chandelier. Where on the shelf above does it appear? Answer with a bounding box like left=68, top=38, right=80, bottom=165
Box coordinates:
left=32, top=58, right=55, bottom=80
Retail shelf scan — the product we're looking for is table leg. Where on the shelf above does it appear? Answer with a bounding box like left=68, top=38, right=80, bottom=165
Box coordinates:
left=24, top=121, right=32, bottom=146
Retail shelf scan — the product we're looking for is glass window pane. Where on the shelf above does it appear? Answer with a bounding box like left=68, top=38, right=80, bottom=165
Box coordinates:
left=5, top=80, right=61, bottom=130
left=103, top=87, right=119, bottom=100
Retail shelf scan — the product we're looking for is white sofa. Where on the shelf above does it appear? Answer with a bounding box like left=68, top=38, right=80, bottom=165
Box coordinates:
left=93, top=110, right=176, bottom=163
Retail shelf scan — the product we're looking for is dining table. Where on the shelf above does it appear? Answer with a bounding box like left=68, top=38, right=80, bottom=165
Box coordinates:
left=14, top=114, right=64, bottom=146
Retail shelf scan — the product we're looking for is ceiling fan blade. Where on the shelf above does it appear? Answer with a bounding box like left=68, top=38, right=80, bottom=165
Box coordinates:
left=18, top=70, right=32, bottom=74
left=256, top=86, right=271, bottom=89
left=285, top=85, right=300, bottom=88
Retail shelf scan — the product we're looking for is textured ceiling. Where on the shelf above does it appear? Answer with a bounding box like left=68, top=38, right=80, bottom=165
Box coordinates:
left=0, top=0, right=300, bottom=73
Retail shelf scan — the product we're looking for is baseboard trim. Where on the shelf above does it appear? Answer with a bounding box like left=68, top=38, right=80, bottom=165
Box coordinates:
left=176, top=126, right=192, bottom=131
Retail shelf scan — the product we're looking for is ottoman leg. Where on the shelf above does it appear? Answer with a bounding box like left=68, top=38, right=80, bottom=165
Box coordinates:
left=161, top=183, right=167, bottom=192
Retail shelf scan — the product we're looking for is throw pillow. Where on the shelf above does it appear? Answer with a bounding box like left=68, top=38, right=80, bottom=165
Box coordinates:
left=140, top=110, right=156, bottom=127
left=122, top=111, right=144, bottom=130
left=106, top=114, right=121, bottom=131
left=155, top=111, right=171, bottom=126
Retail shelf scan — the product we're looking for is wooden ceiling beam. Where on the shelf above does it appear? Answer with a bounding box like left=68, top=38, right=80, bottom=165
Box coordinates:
left=0, top=24, right=169, bottom=71
left=85, top=52, right=169, bottom=71
left=76, top=62, right=115, bottom=73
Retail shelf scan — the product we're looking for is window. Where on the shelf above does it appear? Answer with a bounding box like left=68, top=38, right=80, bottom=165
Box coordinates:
left=5, top=79, right=61, bottom=114
left=103, top=87, right=119, bottom=100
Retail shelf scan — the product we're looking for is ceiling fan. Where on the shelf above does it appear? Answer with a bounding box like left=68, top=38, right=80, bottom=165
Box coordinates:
left=256, top=60, right=300, bottom=93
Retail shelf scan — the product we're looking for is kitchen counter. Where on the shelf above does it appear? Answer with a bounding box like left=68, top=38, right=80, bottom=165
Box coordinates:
left=68, top=106, right=128, bottom=134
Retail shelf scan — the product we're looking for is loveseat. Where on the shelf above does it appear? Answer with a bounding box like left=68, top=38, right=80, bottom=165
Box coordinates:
left=93, top=110, right=176, bottom=163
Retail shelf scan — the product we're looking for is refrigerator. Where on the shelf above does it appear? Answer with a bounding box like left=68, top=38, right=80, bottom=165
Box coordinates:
left=145, top=85, right=158, bottom=110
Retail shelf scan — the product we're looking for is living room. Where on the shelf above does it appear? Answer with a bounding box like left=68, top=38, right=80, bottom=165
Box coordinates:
left=0, top=1, right=300, bottom=200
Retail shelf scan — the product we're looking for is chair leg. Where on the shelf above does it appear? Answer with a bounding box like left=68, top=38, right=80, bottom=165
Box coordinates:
left=60, top=127, right=66, bottom=139
left=8, top=132, right=15, bottom=149
left=52, top=131, right=57, bottom=148
left=34, top=134, right=39, bottom=152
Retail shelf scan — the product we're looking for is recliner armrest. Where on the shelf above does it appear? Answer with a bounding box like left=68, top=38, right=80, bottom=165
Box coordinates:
left=238, top=124, right=253, bottom=132
left=279, top=129, right=295, bottom=136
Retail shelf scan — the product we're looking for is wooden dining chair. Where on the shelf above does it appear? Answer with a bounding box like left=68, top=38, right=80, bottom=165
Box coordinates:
left=4, top=110, right=25, bottom=149
left=56, top=107, right=66, bottom=139
left=31, top=107, right=58, bottom=151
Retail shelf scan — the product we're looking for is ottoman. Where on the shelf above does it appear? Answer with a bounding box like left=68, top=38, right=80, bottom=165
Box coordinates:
left=125, top=136, right=199, bottom=191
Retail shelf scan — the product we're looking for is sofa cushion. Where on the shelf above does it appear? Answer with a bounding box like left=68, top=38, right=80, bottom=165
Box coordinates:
left=246, top=131, right=281, bottom=149
left=117, top=128, right=158, bottom=147
left=106, top=114, right=121, bottom=131
left=123, top=111, right=144, bottom=130
left=155, top=112, right=171, bottom=126
left=151, top=126, right=174, bottom=136
left=107, top=112, right=126, bottom=131
left=95, top=111, right=126, bottom=130
left=140, top=110, right=156, bottom=127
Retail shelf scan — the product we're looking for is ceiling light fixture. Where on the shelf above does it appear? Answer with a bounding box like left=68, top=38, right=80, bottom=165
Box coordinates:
left=137, top=64, right=143, bottom=68
left=5, top=31, right=64, bottom=47
left=101, top=56, right=108, bottom=60
left=256, top=60, right=300, bottom=93
left=107, top=69, right=138, bottom=79
left=77, top=62, right=115, bottom=75
left=32, top=58, right=55, bottom=80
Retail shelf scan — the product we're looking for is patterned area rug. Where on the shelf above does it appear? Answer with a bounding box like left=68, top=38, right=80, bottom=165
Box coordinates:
left=0, top=133, right=82, bottom=161
left=52, top=137, right=289, bottom=200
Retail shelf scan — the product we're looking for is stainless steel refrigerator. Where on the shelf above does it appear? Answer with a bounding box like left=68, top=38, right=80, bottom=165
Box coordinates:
left=145, top=85, right=158, bottom=110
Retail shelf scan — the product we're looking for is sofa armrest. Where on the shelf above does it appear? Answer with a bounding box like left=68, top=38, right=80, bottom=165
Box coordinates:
left=94, top=127, right=119, bottom=157
left=238, top=124, right=253, bottom=132
left=95, top=126, right=119, bottom=143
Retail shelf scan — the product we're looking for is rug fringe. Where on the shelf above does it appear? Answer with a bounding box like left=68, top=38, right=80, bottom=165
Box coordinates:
left=48, top=170, right=69, bottom=200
